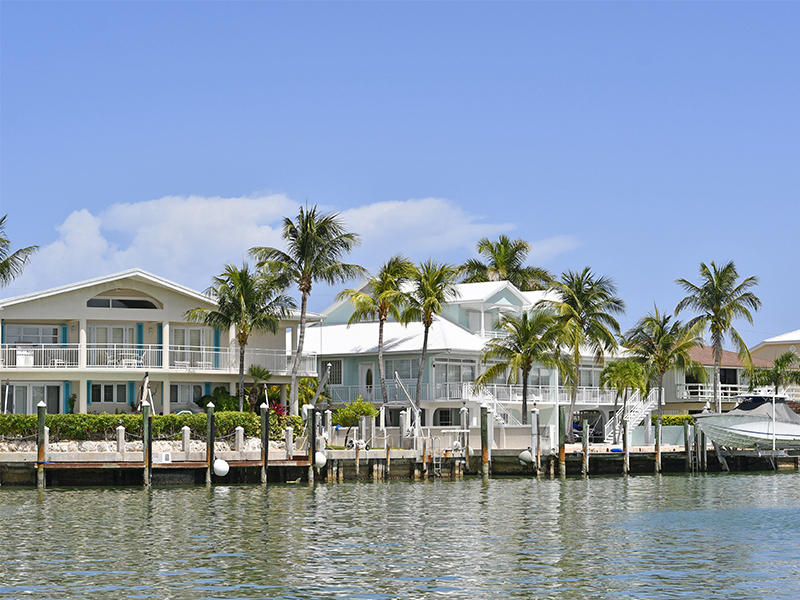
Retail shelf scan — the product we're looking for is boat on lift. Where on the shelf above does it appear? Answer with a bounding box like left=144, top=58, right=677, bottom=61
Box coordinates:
left=694, top=394, right=800, bottom=450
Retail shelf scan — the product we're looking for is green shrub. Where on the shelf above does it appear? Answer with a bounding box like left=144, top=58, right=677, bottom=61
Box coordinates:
left=651, top=414, right=695, bottom=426
left=0, top=410, right=303, bottom=442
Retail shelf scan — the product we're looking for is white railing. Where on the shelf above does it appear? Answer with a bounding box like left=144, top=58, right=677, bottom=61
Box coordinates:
left=604, top=388, right=659, bottom=443
left=0, top=343, right=316, bottom=376
left=676, top=383, right=748, bottom=401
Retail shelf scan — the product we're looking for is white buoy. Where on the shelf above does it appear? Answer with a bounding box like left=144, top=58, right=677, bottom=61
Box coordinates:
left=518, top=449, right=533, bottom=466
left=314, top=451, right=327, bottom=469
left=213, top=459, right=229, bottom=477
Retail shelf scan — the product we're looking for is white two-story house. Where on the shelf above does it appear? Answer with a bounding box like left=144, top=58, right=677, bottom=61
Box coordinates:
left=0, top=269, right=316, bottom=414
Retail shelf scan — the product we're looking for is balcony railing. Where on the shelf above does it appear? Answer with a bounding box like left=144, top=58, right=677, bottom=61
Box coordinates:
left=326, top=381, right=620, bottom=405
left=676, top=383, right=800, bottom=403
left=0, top=343, right=316, bottom=376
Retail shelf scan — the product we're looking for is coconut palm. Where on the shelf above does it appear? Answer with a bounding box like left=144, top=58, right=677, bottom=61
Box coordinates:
left=600, top=358, right=646, bottom=444
left=475, top=309, right=565, bottom=425
left=540, top=267, right=625, bottom=442
left=624, top=306, right=705, bottom=423
left=336, top=255, right=416, bottom=405
left=185, top=263, right=295, bottom=411
left=247, top=364, right=272, bottom=412
left=250, top=205, right=366, bottom=415
left=403, top=260, right=460, bottom=406
left=459, top=235, right=552, bottom=291
left=675, top=261, right=762, bottom=412
left=748, top=351, right=800, bottom=396
left=0, top=215, right=38, bottom=288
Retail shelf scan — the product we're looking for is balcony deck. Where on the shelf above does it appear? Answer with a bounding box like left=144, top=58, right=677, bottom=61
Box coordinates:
left=0, top=344, right=317, bottom=377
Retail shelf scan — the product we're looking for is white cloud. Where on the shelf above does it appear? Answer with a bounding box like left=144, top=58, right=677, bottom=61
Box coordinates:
left=4, top=194, right=579, bottom=301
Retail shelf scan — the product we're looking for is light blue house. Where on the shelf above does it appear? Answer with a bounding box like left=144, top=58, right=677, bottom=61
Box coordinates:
left=307, top=280, right=633, bottom=446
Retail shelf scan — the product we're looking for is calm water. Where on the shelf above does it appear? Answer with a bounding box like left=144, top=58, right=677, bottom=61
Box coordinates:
left=1, top=473, right=799, bottom=599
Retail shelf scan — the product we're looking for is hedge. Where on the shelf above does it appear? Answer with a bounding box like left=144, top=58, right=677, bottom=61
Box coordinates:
left=0, top=411, right=304, bottom=442
left=650, top=414, right=695, bottom=426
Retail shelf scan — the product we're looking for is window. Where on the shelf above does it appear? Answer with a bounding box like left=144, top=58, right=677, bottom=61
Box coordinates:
left=91, top=383, right=128, bottom=404
left=171, top=384, right=204, bottom=405
left=434, top=408, right=458, bottom=427
left=530, top=368, right=551, bottom=387
left=385, top=359, right=420, bottom=381
left=87, top=297, right=158, bottom=309
left=326, top=360, right=343, bottom=385
left=4, top=325, right=59, bottom=345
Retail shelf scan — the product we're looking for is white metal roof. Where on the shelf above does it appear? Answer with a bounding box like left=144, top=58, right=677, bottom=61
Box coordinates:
left=306, top=316, right=486, bottom=356
left=750, top=328, right=800, bottom=352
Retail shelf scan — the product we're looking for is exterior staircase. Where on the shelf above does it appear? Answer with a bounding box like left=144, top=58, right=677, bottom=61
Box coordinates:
left=464, top=383, right=523, bottom=426
left=604, top=388, right=659, bottom=443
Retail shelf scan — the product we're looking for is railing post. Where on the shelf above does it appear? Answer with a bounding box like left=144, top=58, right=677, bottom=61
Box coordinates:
left=205, top=402, right=215, bottom=485
left=37, top=401, right=46, bottom=489
left=260, top=402, right=269, bottom=484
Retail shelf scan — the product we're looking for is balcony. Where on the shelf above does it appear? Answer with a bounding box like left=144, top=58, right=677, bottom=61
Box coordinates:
left=326, top=381, right=619, bottom=406
left=676, top=383, right=800, bottom=403
left=0, top=343, right=317, bottom=377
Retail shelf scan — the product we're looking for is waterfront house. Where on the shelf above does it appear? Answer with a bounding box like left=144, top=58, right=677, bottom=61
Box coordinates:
left=0, top=269, right=317, bottom=414
left=306, top=280, right=637, bottom=446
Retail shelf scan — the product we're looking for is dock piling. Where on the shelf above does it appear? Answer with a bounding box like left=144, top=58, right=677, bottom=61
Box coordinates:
left=655, top=419, right=662, bottom=473
left=481, top=405, right=489, bottom=479
left=205, top=402, right=215, bottom=485
left=622, top=418, right=629, bottom=475
left=582, top=418, right=589, bottom=476
left=37, top=401, right=46, bottom=489
left=260, top=403, right=268, bottom=484
left=143, top=401, right=152, bottom=487
left=558, top=406, right=567, bottom=478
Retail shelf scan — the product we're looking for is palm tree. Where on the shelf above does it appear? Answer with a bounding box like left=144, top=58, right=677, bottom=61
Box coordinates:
left=336, top=255, right=416, bottom=405
left=250, top=205, right=366, bottom=415
left=624, top=306, right=705, bottom=423
left=474, top=309, right=564, bottom=424
left=247, top=364, right=272, bottom=412
left=404, top=260, right=460, bottom=406
left=0, top=215, right=38, bottom=288
left=540, top=267, right=625, bottom=442
left=675, top=260, right=762, bottom=412
left=459, top=235, right=552, bottom=291
left=185, top=263, right=295, bottom=411
left=600, top=358, right=646, bottom=444
left=748, top=351, right=800, bottom=396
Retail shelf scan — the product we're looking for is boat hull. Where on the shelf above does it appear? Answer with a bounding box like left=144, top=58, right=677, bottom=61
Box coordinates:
left=695, top=415, right=800, bottom=449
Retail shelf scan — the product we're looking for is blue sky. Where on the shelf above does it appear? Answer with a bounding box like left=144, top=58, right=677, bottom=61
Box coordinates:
left=1, top=2, right=798, bottom=348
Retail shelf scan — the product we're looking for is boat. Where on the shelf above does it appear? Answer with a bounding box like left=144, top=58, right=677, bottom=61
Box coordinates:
left=694, top=394, right=800, bottom=449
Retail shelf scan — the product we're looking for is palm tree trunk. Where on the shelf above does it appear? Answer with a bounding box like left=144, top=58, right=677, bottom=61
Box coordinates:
left=521, top=367, right=529, bottom=425
left=714, top=341, right=722, bottom=412
left=378, top=317, right=388, bottom=405
left=621, top=389, right=629, bottom=445
left=416, top=325, right=430, bottom=407
left=567, top=350, right=579, bottom=443
left=289, top=292, right=309, bottom=416
left=239, top=343, right=246, bottom=412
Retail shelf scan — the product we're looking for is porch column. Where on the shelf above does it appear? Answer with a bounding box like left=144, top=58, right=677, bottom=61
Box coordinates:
left=161, top=378, right=171, bottom=415
left=162, top=322, right=170, bottom=369
left=480, top=305, right=485, bottom=338
left=78, top=318, right=87, bottom=368
left=77, top=379, right=88, bottom=413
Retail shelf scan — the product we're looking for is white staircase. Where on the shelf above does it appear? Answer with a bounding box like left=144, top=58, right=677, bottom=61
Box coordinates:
left=464, top=383, right=523, bottom=426
left=604, top=388, right=659, bottom=443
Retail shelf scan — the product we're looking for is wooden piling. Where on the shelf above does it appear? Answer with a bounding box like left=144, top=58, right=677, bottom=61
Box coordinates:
left=308, top=410, right=316, bottom=485
left=558, top=406, right=567, bottom=478
left=37, top=401, right=46, bottom=489
left=260, top=403, right=268, bottom=484
left=481, top=405, right=489, bottom=479
left=582, top=418, right=589, bottom=476
left=205, top=402, right=215, bottom=485
left=655, top=419, right=661, bottom=473
left=143, top=401, right=152, bottom=487
left=683, top=421, right=691, bottom=472
left=622, top=418, right=629, bottom=475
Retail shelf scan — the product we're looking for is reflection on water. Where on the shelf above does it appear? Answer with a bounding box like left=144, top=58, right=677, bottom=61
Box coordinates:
left=1, top=473, right=799, bottom=599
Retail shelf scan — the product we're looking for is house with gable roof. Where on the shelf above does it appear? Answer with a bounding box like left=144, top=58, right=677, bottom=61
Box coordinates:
left=0, top=269, right=316, bottom=415
left=306, top=279, right=626, bottom=440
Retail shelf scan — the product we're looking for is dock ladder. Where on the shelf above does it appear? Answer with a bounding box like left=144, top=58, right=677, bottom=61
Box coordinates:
left=431, top=436, right=442, bottom=477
